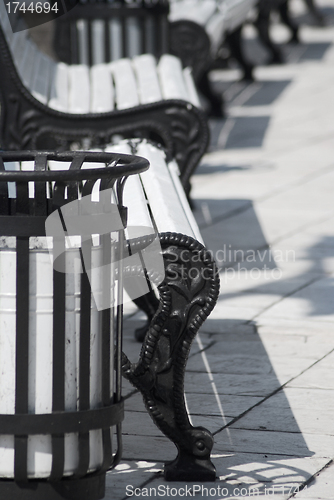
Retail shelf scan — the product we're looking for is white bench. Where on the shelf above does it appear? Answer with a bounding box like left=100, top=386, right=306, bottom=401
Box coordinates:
left=0, top=6, right=208, bottom=196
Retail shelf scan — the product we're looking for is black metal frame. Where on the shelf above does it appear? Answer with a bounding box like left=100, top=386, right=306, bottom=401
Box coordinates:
left=0, top=150, right=149, bottom=499
left=122, top=232, right=220, bottom=481
left=0, top=22, right=209, bottom=196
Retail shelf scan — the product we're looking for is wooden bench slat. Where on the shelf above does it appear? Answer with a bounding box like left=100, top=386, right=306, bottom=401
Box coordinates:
left=169, top=0, right=218, bottom=24
left=49, top=63, right=70, bottom=112
left=68, top=65, right=91, bottom=114
left=167, top=160, right=204, bottom=243
left=157, top=55, right=189, bottom=102
left=222, top=0, right=257, bottom=33
left=126, top=17, right=141, bottom=59
left=132, top=55, right=163, bottom=105
left=108, top=19, right=123, bottom=61
left=108, top=59, right=139, bottom=110
left=105, top=142, right=153, bottom=230
left=136, top=142, right=197, bottom=239
left=76, top=19, right=90, bottom=65
left=90, top=64, right=115, bottom=113
left=91, top=20, right=106, bottom=65
left=182, top=67, right=201, bottom=108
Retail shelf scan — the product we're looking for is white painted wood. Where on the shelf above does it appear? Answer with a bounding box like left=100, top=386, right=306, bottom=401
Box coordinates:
left=132, top=55, right=162, bottom=105
left=48, top=63, right=70, bottom=112
left=157, top=54, right=188, bottom=102
left=108, top=59, right=139, bottom=110
left=168, top=160, right=204, bottom=243
left=126, top=17, right=141, bottom=59
left=109, top=18, right=123, bottom=61
left=31, top=53, right=54, bottom=105
left=169, top=0, right=217, bottom=24
left=105, top=142, right=153, bottom=230
left=136, top=141, right=197, bottom=238
left=90, top=64, right=114, bottom=113
left=76, top=19, right=89, bottom=65
left=68, top=64, right=90, bottom=113
left=182, top=67, right=201, bottom=108
left=91, top=20, right=105, bottom=65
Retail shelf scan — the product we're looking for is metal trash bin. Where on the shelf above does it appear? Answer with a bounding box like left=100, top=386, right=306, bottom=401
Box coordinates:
left=0, top=150, right=149, bottom=500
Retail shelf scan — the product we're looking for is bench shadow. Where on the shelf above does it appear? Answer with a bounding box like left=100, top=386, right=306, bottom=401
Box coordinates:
left=194, top=198, right=334, bottom=317
left=242, top=80, right=291, bottom=106
left=186, top=318, right=314, bottom=490
left=210, top=116, right=271, bottom=150
left=298, top=41, right=332, bottom=61
left=194, top=199, right=278, bottom=269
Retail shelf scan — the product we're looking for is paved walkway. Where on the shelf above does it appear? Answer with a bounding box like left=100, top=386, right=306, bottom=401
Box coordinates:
left=106, top=1, right=334, bottom=498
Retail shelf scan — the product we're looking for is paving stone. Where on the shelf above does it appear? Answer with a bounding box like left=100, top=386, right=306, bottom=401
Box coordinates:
left=212, top=452, right=329, bottom=484
left=184, top=392, right=263, bottom=418
left=287, top=351, right=334, bottom=390
left=184, top=371, right=282, bottom=396
left=122, top=434, right=176, bottom=462
left=254, top=316, right=334, bottom=335
left=258, top=276, right=334, bottom=321
left=294, top=461, right=334, bottom=499
left=214, top=427, right=334, bottom=458
left=224, top=388, right=334, bottom=435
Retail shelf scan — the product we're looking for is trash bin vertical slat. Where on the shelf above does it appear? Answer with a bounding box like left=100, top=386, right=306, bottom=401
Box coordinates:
left=14, top=235, right=30, bottom=481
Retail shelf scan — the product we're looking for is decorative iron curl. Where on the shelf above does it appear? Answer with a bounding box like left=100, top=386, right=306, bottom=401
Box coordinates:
left=122, top=232, right=219, bottom=481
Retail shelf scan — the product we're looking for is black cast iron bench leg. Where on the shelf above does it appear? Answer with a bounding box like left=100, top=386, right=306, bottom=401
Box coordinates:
left=122, top=233, right=220, bottom=481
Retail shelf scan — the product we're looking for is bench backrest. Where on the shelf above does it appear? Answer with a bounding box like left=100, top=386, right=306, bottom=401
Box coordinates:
left=54, top=0, right=170, bottom=66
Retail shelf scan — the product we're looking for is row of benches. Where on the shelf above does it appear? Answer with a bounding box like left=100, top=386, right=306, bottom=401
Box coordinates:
left=52, top=0, right=324, bottom=117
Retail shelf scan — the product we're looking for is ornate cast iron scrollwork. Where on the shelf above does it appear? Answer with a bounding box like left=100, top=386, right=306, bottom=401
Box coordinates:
left=122, top=233, right=220, bottom=481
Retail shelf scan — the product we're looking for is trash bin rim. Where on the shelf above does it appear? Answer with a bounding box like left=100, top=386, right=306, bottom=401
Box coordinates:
left=0, top=150, right=149, bottom=182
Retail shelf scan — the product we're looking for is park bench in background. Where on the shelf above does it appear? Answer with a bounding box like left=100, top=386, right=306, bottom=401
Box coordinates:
left=0, top=2, right=208, bottom=197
